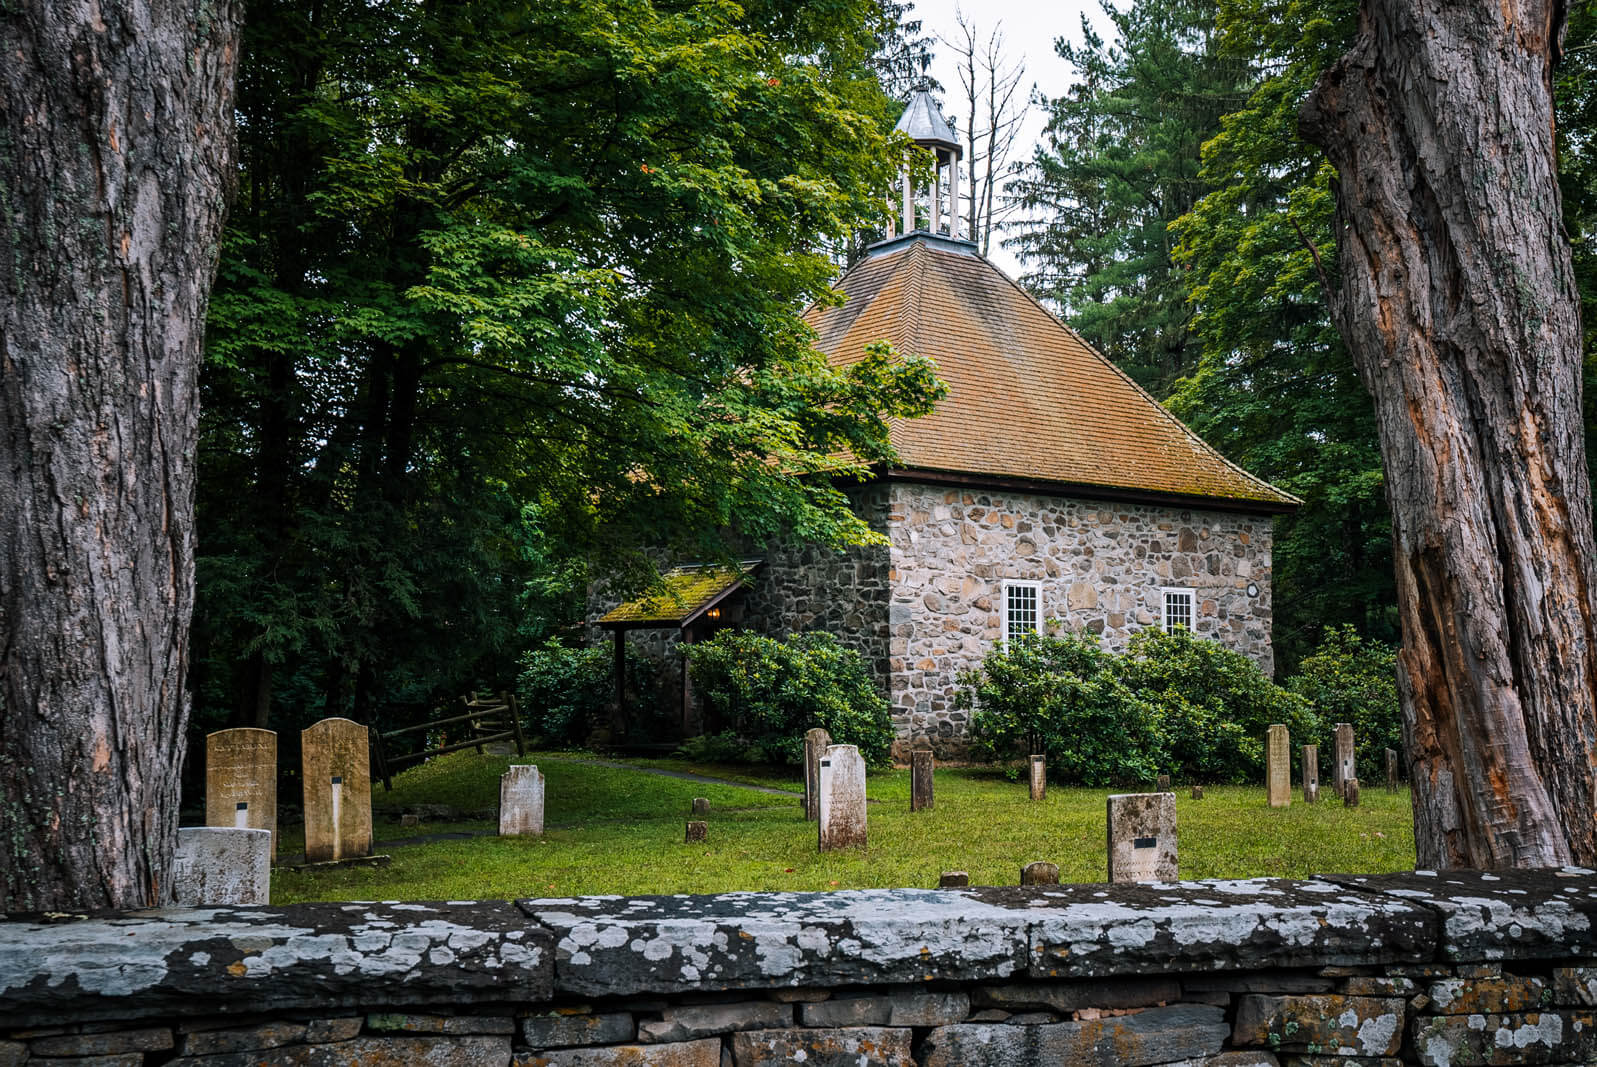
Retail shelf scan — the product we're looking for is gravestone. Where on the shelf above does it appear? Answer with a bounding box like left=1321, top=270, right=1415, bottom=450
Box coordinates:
left=1107, top=792, right=1178, bottom=884
left=938, top=871, right=969, bottom=888
left=803, top=728, right=832, bottom=822
left=499, top=764, right=545, bottom=836
left=685, top=820, right=707, bottom=843
left=1156, top=774, right=1171, bottom=792
left=1333, top=723, right=1356, bottom=799
left=1029, top=754, right=1046, bottom=801
left=1302, top=744, right=1319, bottom=803
left=818, top=744, right=867, bottom=851
left=205, top=728, right=278, bottom=861
left=172, top=827, right=271, bottom=906
left=1385, top=748, right=1399, bottom=792
left=400, top=814, right=418, bottom=828
left=691, top=797, right=710, bottom=815
left=1345, top=778, right=1360, bottom=808
left=301, top=717, right=373, bottom=863
left=910, top=748, right=934, bottom=812
left=1021, top=861, right=1059, bottom=886
left=1191, top=785, right=1204, bottom=800
left=1265, top=724, right=1291, bottom=808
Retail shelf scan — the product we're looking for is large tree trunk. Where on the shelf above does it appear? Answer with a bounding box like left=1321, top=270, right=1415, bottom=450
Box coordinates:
left=1302, top=0, right=1597, bottom=867
left=0, top=1, right=243, bottom=910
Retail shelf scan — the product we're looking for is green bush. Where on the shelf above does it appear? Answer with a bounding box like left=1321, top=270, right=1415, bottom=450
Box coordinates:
left=1122, top=627, right=1320, bottom=783
left=685, top=630, right=895, bottom=767
left=959, top=633, right=1164, bottom=786
left=516, top=638, right=656, bottom=745
left=1287, top=625, right=1403, bottom=782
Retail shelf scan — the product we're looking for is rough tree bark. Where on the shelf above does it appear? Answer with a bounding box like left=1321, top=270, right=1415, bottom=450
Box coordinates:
left=1302, top=0, right=1597, bottom=867
left=0, top=1, right=243, bottom=909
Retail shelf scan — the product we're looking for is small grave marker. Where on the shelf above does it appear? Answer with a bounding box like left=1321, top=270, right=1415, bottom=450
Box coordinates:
left=1385, top=748, right=1399, bottom=792
left=1344, top=778, right=1360, bottom=808
left=910, top=748, right=934, bottom=812
left=1191, top=785, right=1204, bottom=800
left=1266, top=724, right=1291, bottom=808
left=1302, top=744, right=1319, bottom=803
left=1021, top=861, right=1059, bottom=886
left=1029, top=754, right=1046, bottom=801
left=172, top=827, right=271, bottom=906
left=803, top=728, right=832, bottom=822
left=1156, top=773, right=1171, bottom=792
left=499, top=764, right=545, bottom=836
left=1107, top=792, right=1178, bottom=884
left=206, top=728, right=277, bottom=861
left=938, top=871, right=969, bottom=888
left=1333, top=723, right=1356, bottom=799
left=691, top=797, right=710, bottom=815
left=818, top=744, right=867, bottom=851
left=400, top=814, right=419, bottom=828
left=301, top=718, right=373, bottom=863
left=685, top=820, right=708, bottom=843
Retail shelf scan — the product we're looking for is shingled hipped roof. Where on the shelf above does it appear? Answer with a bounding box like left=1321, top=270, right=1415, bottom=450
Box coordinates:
left=805, top=235, right=1298, bottom=513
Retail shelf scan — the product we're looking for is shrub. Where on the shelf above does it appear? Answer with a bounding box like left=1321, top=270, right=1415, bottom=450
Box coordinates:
left=1287, top=625, right=1403, bottom=782
left=685, top=630, right=895, bottom=767
left=517, top=638, right=656, bottom=745
left=959, top=633, right=1164, bottom=786
left=1122, top=627, right=1320, bottom=783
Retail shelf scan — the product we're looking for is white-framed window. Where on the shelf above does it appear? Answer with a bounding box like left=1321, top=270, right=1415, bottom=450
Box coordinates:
left=1162, top=587, right=1195, bottom=632
left=1002, top=581, right=1041, bottom=643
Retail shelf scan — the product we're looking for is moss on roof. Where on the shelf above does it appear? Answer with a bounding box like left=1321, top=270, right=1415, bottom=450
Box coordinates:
left=598, top=566, right=751, bottom=627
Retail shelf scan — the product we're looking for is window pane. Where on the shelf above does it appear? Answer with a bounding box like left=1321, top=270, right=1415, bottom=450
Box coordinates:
left=1006, top=584, right=1038, bottom=640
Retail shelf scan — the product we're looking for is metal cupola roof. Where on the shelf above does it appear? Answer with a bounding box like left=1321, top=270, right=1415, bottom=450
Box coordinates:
left=894, top=90, right=961, bottom=156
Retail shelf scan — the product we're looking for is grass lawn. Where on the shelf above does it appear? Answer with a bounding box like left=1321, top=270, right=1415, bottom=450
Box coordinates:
left=269, top=751, right=1416, bottom=904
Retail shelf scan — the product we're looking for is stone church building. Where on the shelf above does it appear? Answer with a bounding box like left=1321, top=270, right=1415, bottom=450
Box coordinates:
left=598, top=93, right=1297, bottom=752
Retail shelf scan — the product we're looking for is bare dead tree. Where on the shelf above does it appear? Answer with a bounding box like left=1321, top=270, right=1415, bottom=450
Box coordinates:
left=944, top=13, right=1029, bottom=256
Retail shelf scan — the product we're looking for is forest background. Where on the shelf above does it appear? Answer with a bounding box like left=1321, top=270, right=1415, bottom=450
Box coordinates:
left=192, top=0, right=1597, bottom=750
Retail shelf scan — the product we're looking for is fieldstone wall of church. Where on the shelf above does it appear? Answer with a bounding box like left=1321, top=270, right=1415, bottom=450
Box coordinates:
left=887, top=482, right=1274, bottom=753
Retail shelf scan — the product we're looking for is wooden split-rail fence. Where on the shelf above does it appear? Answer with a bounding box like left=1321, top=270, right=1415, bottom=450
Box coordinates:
left=370, top=691, right=526, bottom=791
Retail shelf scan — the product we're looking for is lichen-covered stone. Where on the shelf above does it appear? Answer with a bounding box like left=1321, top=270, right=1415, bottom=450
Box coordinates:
left=1281, top=1058, right=1398, bottom=1067
left=516, top=1037, right=720, bottom=1066
left=973, top=977, right=1180, bottom=1013
left=799, top=991, right=969, bottom=1027
left=1341, top=977, right=1415, bottom=996
left=167, top=1035, right=512, bottom=1065
left=1231, top=994, right=1403, bottom=1056
left=1426, top=974, right=1546, bottom=1014
left=1325, top=868, right=1597, bottom=961
left=728, top=1026, right=913, bottom=1066
left=1553, top=965, right=1597, bottom=1005
left=1410, top=1009, right=1597, bottom=1066
left=0, top=1042, right=21, bottom=1067
left=0, top=902, right=552, bottom=1028
left=28, top=1054, right=144, bottom=1066
left=303, top=1017, right=363, bottom=1043
left=521, top=1011, right=634, bottom=1048
left=367, top=1012, right=515, bottom=1035
left=28, top=1026, right=174, bottom=1055
left=179, top=1020, right=306, bottom=1054
left=1183, top=972, right=1333, bottom=995
left=638, top=1001, right=789, bottom=1042
left=920, top=1003, right=1228, bottom=1066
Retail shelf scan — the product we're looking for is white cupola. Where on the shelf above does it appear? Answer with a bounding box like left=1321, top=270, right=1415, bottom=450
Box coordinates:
left=891, top=90, right=963, bottom=240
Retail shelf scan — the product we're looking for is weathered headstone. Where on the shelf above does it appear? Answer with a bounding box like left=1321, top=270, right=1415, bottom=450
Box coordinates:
left=938, top=871, right=969, bottom=888
left=301, top=717, right=373, bottom=863
left=1385, top=748, right=1399, bottom=792
left=1302, top=743, right=1319, bottom=803
left=1191, top=785, right=1204, bottom=800
left=172, top=827, right=271, bottom=906
left=400, top=814, right=419, bottom=828
left=1333, top=722, right=1356, bottom=799
left=818, top=744, right=867, bottom=851
left=1156, top=773, right=1171, bottom=793
left=1265, top=724, right=1291, bottom=808
left=910, top=748, right=934, bottom=812
left=1107, top=792, right=1178, bottom=884
left=685, top=820, right=707, bottom=843
left=499, top=764, right=545, bottom=836
left=1029, top=754, right=1046, bottom=801
left=691, top=797, right=710, bottom=815
left=205, top=728, right=278, bottom=861
left=803, top=728, right=832, bottom=822
left=1345, top=778, right=1360, bottom=808
left=1021, top=861, right=1059, bottom=886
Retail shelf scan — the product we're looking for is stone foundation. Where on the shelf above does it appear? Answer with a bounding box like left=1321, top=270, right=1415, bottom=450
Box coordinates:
left=3, top=868, right=1594, bottom=1065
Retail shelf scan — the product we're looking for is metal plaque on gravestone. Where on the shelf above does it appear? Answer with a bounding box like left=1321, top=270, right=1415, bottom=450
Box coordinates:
left=1266, top=724, right=1291, bottom=808
left=500, top=764, right=545, bottom=836
left=910, top=748, right=934, bottom=812
left=1333, top=723, right=1356, bottom=799
left=803, top=728, right=832, bottom=822
left=172, top=827, right=271, bottom=906
left=301, top=717, right=373, bottom=863
left=818, top=744, right=867, bottom=851
left=1107, top=792, right=1178, bottom=883
left=1029, top=754, right=1046, bottom=801
left=206, top=728, right=278, bottom=861
left=1385, top=748, right=1399, bottom=792
left=1302, top=743, right=1319, bottom=803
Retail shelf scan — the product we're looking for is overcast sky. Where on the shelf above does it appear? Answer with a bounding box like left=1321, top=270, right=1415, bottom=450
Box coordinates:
left=905, top=0, right=1115, bottom=277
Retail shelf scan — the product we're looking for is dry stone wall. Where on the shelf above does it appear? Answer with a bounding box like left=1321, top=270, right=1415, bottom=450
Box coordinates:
left=886, top=482, right=1274, bottom=751
left=2, top=869, right=1595, bottom=1066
